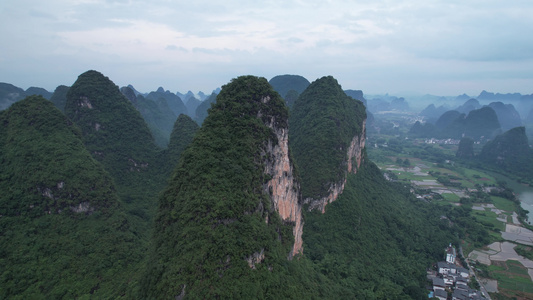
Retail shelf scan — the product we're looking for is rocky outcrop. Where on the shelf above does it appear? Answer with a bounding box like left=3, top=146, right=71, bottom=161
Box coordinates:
left=347, top=120, right=366, bottom=174
left=245, top=248, right=265, bottom=269
left=262, top=96, right=304, bottom=258
left=305, top=121, right=366, bottom=213
left=70, top=201, right=94, bottom=214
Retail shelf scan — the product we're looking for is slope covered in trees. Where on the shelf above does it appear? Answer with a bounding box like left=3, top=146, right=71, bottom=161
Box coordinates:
left=463, top=106, right=501, bottom=139
left=65, top=70, right=163, bottom=235
left=0, top=96, right=143, bottom=298
left=456, top=137, right=475, bottom=158
left=141, top=76, right=316, bottom=298
left=2, top=71, right=470, bottom=299
left=478, top=126, right=533, bottom=176
left=65, top=70, right=157, bottom=179
left=145, top=87, right=188, bottom=117
left=289, top=76, right=366, bottom=200
left=0, top=83, right=27, bottom=110
left=303, top=161, right=457, bottom=299
left=194, top=92, right=217, bottom=124
left=487, top=101, right=522, bottom=131
left=410, top=106, right=502, bottom=140
left=269, top=74, right=310, bottom=108
left=49, top=85, right=69, bottom=112
left=121, top=86, right=177, bottom=148
left=166, top=114, right=199, bottom=168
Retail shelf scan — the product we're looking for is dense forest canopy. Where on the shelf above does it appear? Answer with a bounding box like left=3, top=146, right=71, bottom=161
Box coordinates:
left=289, top=76, right=366, bottom=199
left=269, top=75, right=310, bottom=100
left=1, top=70, right=509, bottom=299
left=141, top=76, right=313, bottom=298
left=0, top=96, right=143, bottom=298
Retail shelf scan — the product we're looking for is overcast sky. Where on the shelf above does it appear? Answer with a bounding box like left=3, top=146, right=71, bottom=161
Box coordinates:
left=1, top=0, right=532, bottom=96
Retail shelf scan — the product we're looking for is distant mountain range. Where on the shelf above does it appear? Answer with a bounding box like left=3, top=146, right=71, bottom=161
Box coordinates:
left=2, top=70, right=460, bottom=298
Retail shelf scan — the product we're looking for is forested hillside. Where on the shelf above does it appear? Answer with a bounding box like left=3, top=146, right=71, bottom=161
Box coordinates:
left=1, top=71, right=462, bottom=299
left=304, top=161, right=456, bottom=298
left=65, top=70, right=165, bottom=234
left=0, top=96, right=143, bottom=298
left=49, top=85, right=69, bottom=112
left=289, top=76, right=366, bottom=200
left=478, top=126, right=533, bottom=179
left=141, top=76, right=317, bottom=298
left=120, top=85, right=177, bottom=148
left=410, top=106, right=502, bottom=140
left=269, top=74, right=310, bottom=108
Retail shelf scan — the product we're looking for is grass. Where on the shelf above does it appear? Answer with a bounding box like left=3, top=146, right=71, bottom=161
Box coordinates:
left=484, top=261, right=533, bottom=299
left=441, top=193, right=460, bottom=202
left=473, top=210, right=506, bottom=232
left=492, top=261, right=533, bottom=294
left=462, top=168, right=497, bottom=186
left=491, top=196, right=517, bottom=213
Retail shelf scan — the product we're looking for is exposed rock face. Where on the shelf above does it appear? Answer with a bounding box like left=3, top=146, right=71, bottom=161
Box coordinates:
left=79, top=97, right=93, bottom=109
left=262, top=96, right=304, bottom=258
left=245, top=248, right=265, bottom=269
left=347, top=120, right=366, bottom=174
left=141, top=77, right=313, bottom=298
left=304, top=122, right=366, bottom=213
left=70, top=201, right=94, bottom=214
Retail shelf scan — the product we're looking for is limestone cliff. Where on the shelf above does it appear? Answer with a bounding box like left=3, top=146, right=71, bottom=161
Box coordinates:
left=142, top=76, right=311, bottom=298
left=304, top=120, right=366, bottom=212
left=262, top=103, right=304, bottom=257
left=289, top=76, right=367, bottom=214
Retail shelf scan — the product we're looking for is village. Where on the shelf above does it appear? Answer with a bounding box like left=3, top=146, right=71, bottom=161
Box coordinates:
left=428, top=244, right=488, bottom=300
left=377, top=157, right=533, bottom=299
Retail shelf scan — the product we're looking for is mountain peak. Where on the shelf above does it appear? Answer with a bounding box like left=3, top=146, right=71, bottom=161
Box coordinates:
left=142, top=75, right=304, bottom=298
left=289, top=75, right=366, bottom=210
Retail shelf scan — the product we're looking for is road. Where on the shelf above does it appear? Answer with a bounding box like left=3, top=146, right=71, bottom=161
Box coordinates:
left=460, top=246, right=492, bottom=300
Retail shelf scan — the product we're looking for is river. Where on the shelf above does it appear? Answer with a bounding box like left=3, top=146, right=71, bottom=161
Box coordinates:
left=488, top=172, right=533, bottom=224
left=519, top=192, right=533, bottom=225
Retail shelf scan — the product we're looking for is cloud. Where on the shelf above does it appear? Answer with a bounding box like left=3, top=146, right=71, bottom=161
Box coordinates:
left=165, top=45, right=187, bottom=52
left=1, top=0, right=532, bottom=95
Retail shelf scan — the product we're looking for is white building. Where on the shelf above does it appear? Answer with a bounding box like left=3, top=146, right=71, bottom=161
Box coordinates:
left=446, top=243, right=456, bottom=264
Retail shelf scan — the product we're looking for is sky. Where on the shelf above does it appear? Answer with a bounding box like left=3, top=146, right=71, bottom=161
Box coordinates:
left=1, top=0, right=532, bottom=96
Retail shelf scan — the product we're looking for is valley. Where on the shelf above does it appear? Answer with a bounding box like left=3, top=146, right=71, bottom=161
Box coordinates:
left=368, top=111, right=533, bottom=299
left=1, top=72, right=533, bottom=299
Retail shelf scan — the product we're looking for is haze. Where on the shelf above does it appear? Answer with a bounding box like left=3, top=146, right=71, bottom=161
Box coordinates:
left=1, top=0, right=532, bottom=95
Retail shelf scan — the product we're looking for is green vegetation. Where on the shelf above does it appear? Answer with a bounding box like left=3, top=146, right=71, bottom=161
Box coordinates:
left=289, top=76, right=366, bottom=199
left=304, top=161, right=457, bottom=299
left=121, top=86, right=177, bottom=148
left=479, top=127, right=533, bottom=182
left=441, top=193, right=460, bottom=202
left=0, top=82, right=27, bottom=110
left=145, top=87, right=188, bottom=117
left=0, top=96, right=143, bottom=298
left=194, top=92, right=216, bottom=124
left=284, top=89, right=299, bottom=108
left=166, top=113, right=199, bottom=170
left=6, top=71, right=532, bottom=299
left=488, top=261, right=533, bottom=297
left=65, top=70, right=158, bottom=183
left=268, top=74, right=310, bottom=108
left=463, top=106, right=501, bottom=139
left=472, top=210, right=505, bottom=232
left=491, top=196, right=517, bottom=213
left=65, top=70, right=164, bottom=235
left=49, top=85, right=69, bottom=112
left=141, top=76, right=318, bottom=298
left=409, top=107, right=502, bottom=140
left=456, top=137, right=474, bottom=158
left=515, top=245, right=533, bottom=260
